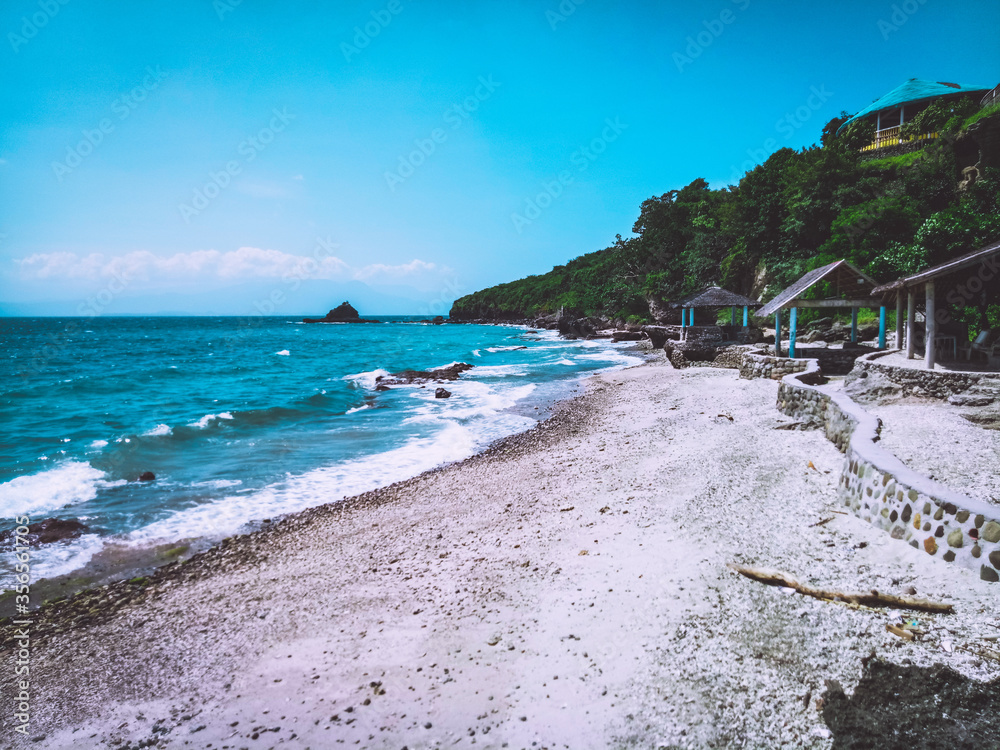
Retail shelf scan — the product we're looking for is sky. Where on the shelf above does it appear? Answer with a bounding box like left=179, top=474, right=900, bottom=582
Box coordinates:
left=1, top=0, right=998, bottom=316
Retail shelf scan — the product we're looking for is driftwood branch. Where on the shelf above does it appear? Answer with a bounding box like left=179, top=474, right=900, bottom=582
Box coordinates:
left=726, top=563, right=954, bottom=614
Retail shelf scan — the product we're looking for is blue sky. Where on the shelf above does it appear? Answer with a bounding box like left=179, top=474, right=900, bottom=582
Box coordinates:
left=1, top=0, right=998, bottom=315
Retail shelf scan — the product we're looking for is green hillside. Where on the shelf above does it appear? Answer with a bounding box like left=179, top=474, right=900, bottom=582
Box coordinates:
left=451, top=106, right=1000, bottom=329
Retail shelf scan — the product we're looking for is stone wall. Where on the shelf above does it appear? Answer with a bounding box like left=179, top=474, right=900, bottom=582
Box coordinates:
left=849, top=349, right=1000, bottom=400
left=776, top=360, right=1000, bottom=583
left=738, top=351, right=812, bottom=381
left=799, top=345, right=876, bottom=376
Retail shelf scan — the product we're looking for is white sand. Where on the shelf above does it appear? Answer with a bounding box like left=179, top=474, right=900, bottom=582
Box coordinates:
left=11, top=363, right=1000, bottom=749
left=870, top=401, right=1000, bottom=504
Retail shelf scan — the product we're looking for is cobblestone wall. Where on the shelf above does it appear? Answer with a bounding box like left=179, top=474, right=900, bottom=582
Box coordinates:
left=738, top=351, right=811, bottom=380
left=776, top=360, right=1000, bottom=583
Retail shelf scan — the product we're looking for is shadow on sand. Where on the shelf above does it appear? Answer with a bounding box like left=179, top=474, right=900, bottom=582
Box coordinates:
left=822, top=658, right=1000, bottom=749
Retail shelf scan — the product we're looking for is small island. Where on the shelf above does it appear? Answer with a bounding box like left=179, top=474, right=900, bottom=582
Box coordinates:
left=302, top=301, right=379, bottom=324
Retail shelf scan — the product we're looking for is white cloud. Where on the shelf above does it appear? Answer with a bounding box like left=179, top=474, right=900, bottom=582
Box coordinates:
left=17, top=247, right=352, bottom=283
left=15, top=248, right=446, bottom=288
left=354, top=259, right=438, bottom=281
left=291, top=174, right=304, bottom=180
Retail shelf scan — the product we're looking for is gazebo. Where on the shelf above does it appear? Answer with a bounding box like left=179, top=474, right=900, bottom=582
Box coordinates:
left=678, top=286, right=760, bottom=339
left=872, top=240, right=1000, bottom=369
left=756, top=260, right=885, bottom=357
left=836, top=78, right=990, bottom=151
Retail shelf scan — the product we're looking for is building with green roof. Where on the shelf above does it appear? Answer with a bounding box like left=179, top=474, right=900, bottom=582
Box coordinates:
left=837, top=78, right=990, bottom=151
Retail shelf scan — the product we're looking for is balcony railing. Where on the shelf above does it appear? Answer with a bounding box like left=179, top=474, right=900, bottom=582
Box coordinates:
left=860, top=128, right=938, bottom=153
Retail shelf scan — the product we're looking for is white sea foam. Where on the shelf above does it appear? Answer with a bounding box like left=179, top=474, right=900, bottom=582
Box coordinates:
left=463, top=365, right=528, bottom=378
left=126, top=418, right=524, bottom=546
left=346, top=404, right=372, bottom=415
left=555, top=358, right=576, bottom=366
left=188, top=412, right=234, bottom=429
left=143, top=424, right=172, bottom=437
left=472, top=349, right=481, bottom=357
left=89, top=440, right=109, bottom=449
left=276, top=350, right=290, bottom=356
left=191, top=479, right=243, bottom=489
left=0, top=461, right=107, bottom=517
left=485, top=345, right=528, bottom=353
left=6, top=533, right=107, bottom=587
left=343, top=369, right=391, bottom=390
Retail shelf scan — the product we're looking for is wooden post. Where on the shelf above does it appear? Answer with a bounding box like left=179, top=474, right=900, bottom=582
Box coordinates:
left=775, top=309, right=782, bottom=357
left=789, top=307, right=798, bottom=359
left=851, top=307, right=858, bottom=343
left=906, top=290, right=916, bottom=359
left=879, top=306, right=886, bottom=349
left=895, top=294, right=904, bottom=350
left=743, top=306, right=748, bottom=326
left=925, top=281, right=936, bottom=370
left=731, top=306, right=736, bottom=326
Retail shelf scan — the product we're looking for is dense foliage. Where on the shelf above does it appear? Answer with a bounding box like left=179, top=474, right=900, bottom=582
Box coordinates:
left=451, top=107, right=1000, bottom=329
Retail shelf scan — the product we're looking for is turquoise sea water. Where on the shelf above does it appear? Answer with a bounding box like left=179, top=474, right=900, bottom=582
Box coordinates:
left=0, top=317, right=643, bottom=586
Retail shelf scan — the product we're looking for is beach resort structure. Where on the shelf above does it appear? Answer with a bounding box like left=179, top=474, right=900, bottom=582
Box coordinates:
left=872, top=240, right=1000, bottom=369
left=756, top=260, right=885, bottom=358
left=836, top=78, right=991, bottom=151
left=678, top=285, right=760, bottom=342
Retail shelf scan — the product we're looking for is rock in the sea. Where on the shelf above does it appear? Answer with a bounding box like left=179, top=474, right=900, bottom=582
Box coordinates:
left=138, top=471, right=156, bottom=481
left=303, top=301, right=378, bottom=324
left=0, top=518, right=89, bottom=550
left=376, top=362, right=474, bottom=386
left=435, top=388, right=452, bottom=399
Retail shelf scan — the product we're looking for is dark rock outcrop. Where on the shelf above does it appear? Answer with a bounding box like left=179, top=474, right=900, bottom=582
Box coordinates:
left=303, top=301, right=378, bottom=324
left=0, top=518, right=89, bottom=550
left=434, top=388, right=452, bottom=399
left=376, top=362, right=474, bottom=387
left=611, top=331, right=644, bottom=342
left=138, top=471, right=155, bottom=482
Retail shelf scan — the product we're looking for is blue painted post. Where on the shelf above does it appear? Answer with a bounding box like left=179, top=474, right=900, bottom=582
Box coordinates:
left=851, top=307, right=858, bottom=343
left=789, top=307, right=798, bottom=359
left=878, top=306, right=887, bottom=349
left=689, top=308, right=695, bottom=326
left=775, top=309, right=782, bottom=357
left=743, top=306, right=748, bottom=327
left=731, top=306, right=736, bottom=326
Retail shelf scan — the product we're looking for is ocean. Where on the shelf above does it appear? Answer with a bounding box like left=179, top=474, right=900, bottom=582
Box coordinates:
left=0, top=316, right=644, bottom=588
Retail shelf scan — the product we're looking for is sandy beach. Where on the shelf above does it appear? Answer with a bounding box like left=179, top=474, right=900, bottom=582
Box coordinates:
left=6, top=361, right=1000, bottom=749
